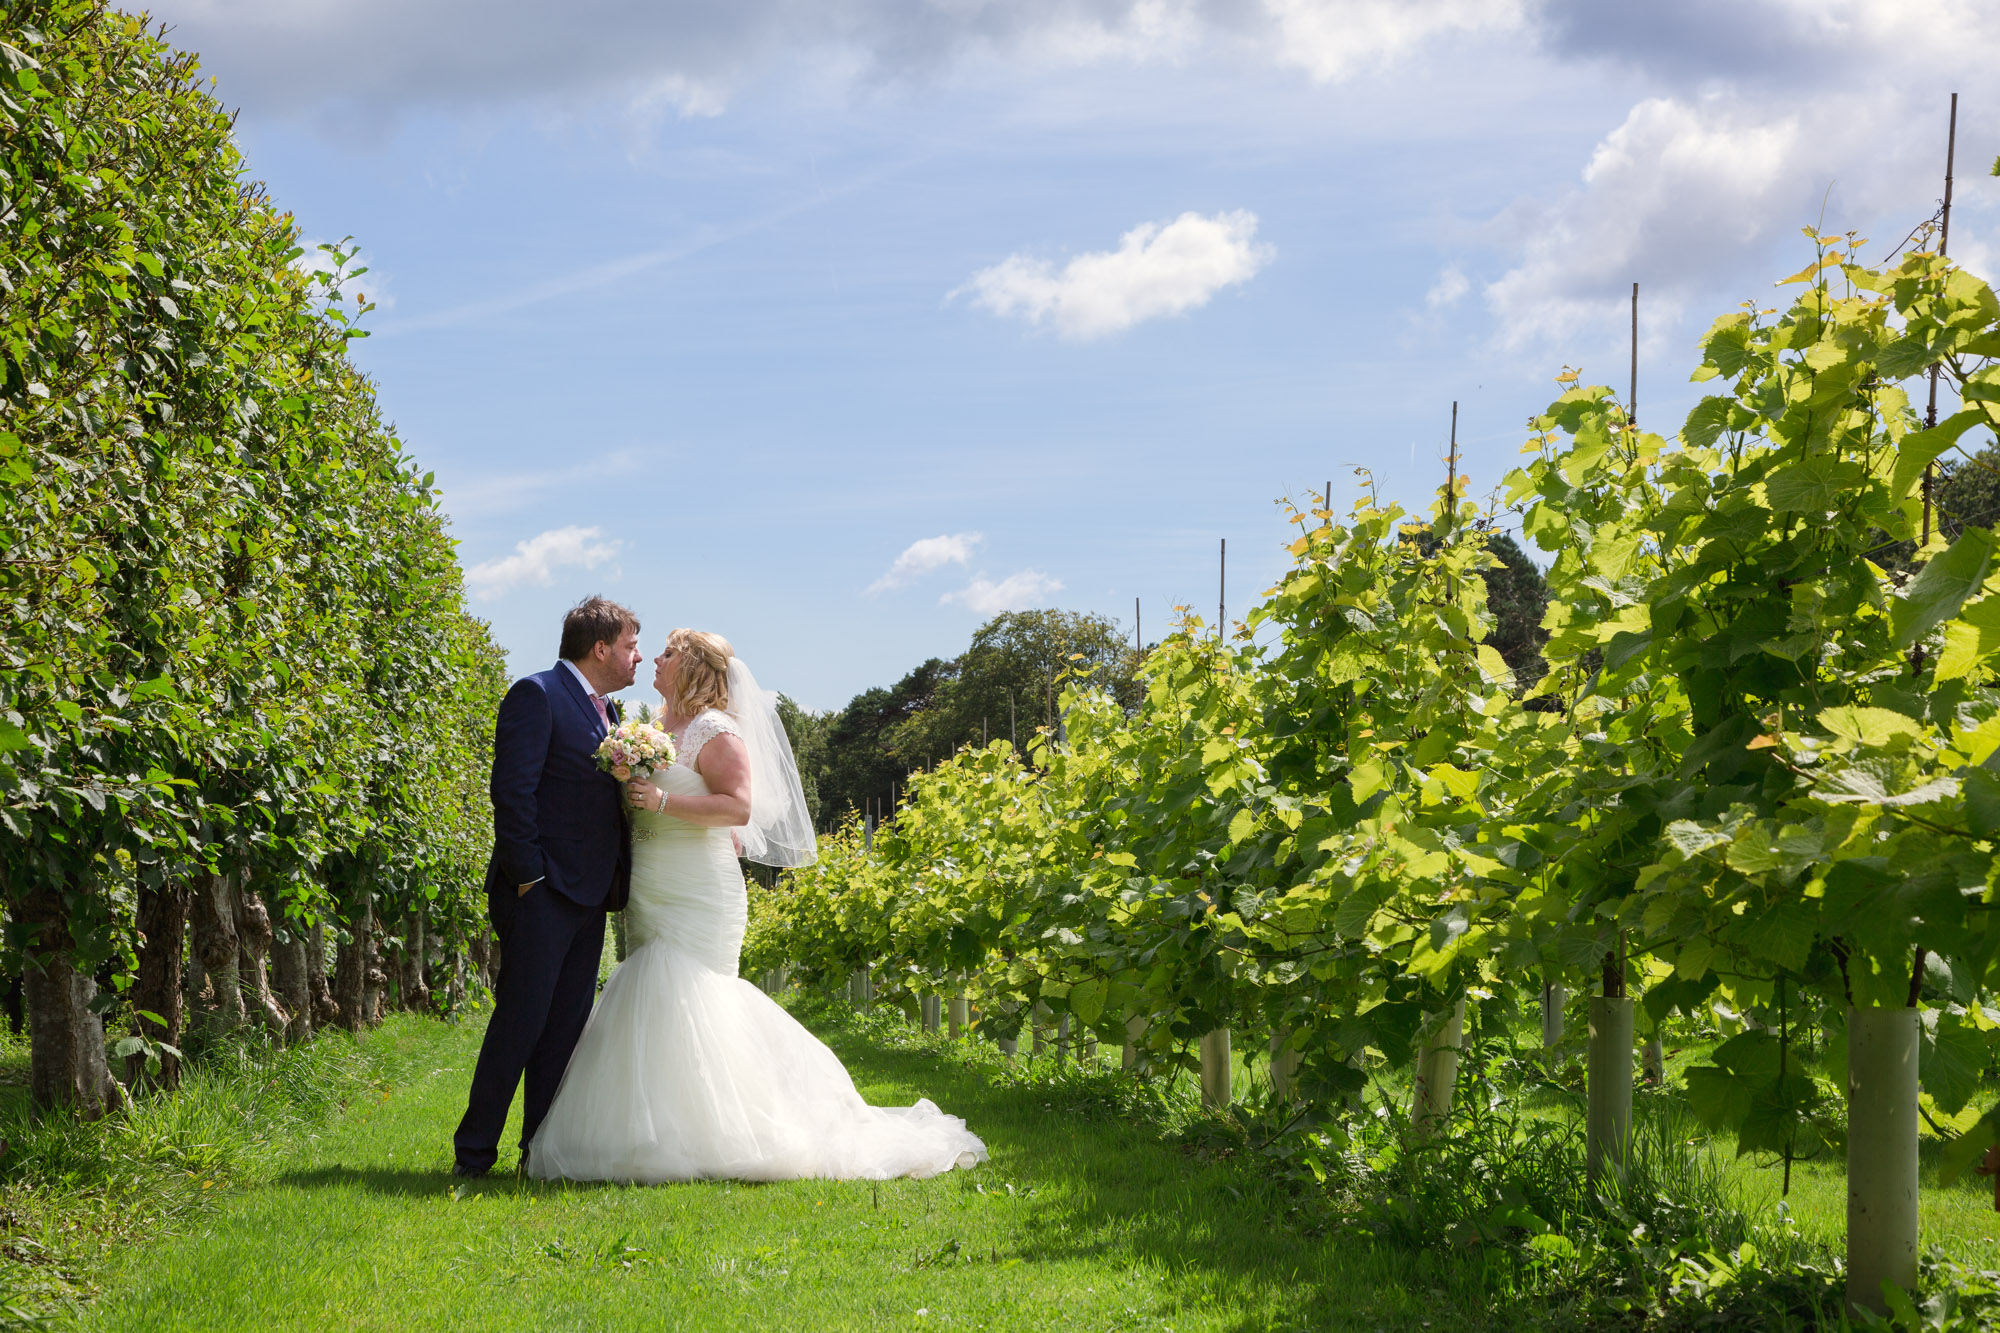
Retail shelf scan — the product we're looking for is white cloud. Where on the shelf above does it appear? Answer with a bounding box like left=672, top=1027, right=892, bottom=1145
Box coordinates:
left=869, top=533, right=984, bottom=592
left=1482, top=96, right=1807, bottom=351
left=465, top=525, right=620, bottom=601
left=1264, top=0, right=1528, bottom=83
left=1425, top=265, right=1469, bottom=308
left=144, top=1, right=1521, bottom=125
left=942, top=570, right=1065, bottom=615
left=958, top=210, right=1271, bottom=339
left=1458, top=2, right=2000, bottom=358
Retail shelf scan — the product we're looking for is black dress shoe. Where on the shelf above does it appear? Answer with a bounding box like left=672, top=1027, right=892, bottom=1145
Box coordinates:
left=451, top=1161, right=490, bottom=1178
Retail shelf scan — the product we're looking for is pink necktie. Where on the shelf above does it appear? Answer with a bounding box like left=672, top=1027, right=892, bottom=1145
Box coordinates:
left=592, top=694, right=611, bottom=729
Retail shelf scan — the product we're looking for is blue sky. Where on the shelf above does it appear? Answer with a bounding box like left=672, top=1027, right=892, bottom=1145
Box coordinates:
left=153, top=0, right=2000, bottom=709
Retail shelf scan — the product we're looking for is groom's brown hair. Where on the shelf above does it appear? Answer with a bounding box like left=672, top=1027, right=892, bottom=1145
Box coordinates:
left=559, top=596, right=640, bottom=662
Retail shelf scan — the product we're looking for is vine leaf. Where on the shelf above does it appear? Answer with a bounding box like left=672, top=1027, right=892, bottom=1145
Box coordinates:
left=1891, top=526, right=1996, bottom=648
left=1890, top=408, right=1983, bottom=502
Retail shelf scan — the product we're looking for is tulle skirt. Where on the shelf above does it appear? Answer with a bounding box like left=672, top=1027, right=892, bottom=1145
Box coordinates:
left=526, top=785, right=984, bottom=1184
left=525, top=939, right=987, bottom=1183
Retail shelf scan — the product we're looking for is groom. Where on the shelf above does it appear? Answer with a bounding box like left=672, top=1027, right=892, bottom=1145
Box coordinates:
left=452, top=596, right=642, bottom=1177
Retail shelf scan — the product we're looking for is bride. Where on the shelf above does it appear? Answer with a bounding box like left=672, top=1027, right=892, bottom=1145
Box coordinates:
left=526, top=628, right=987, bottom=1183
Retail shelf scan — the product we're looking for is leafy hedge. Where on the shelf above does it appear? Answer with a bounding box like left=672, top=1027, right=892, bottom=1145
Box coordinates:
left=1, top=0, right=502, bottom=1111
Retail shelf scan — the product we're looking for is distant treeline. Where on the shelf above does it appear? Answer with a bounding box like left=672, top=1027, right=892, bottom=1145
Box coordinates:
left=781, top=534, right=1559, bottom=833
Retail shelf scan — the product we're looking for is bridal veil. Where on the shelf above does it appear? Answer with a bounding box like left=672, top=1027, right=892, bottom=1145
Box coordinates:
left=724, top=657, right=817, bottom=868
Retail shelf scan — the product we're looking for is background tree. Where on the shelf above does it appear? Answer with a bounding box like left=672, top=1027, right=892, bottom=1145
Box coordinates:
left=1479, top=530, right=1551, bottom=692
left=802, top=610, right=1146, bottom=830
left=811, top=658, right=956, bottom=829
left=894, top=609, right=1143, bottom=765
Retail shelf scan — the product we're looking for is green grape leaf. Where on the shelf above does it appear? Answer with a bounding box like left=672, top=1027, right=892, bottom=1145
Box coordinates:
left=1068, top=977, right=1106, bottom=1027
left=1922, top=1014, right=1988, bottom=1115
left=1890, top=408, right=1984, bottom=502
left=1893, top=525, right=1996, bottom=648
left=1765, top=457, right=1863, bottom=513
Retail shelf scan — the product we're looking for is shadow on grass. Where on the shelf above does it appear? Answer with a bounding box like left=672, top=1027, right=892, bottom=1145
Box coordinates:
left=269, top=1163, right=779, bottom=1197
left=271, top=1164, right=485, bottom=1196
left=809, top=1019, right=1471, bottom=1333
left=268, top=1008, right=1477, bottom=1332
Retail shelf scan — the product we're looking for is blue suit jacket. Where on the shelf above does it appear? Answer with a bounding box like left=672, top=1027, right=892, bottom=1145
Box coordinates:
left=486, top=664, right=630, bottom=911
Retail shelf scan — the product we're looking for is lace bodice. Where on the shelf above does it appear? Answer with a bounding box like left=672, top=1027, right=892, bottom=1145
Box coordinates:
left=675, top=709, right=741, bottom=770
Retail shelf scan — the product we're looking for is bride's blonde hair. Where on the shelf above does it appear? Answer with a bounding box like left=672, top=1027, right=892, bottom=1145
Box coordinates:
left=665, top=628, right=733, bottom=717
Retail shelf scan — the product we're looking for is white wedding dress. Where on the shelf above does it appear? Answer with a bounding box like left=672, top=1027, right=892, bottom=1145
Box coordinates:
left=526, top=709, right=987, bottom=1183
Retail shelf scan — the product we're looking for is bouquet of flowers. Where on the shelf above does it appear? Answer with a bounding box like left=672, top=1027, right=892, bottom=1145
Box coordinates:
left=595, top=709, right=677, bottom=784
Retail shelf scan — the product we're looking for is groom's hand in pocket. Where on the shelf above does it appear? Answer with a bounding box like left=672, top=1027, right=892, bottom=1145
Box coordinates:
left=518, top=881, right=537, bottom=897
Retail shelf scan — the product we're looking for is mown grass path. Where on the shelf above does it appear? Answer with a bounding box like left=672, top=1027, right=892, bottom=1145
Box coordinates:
left=85, top=1010, right=1466, bottom=1333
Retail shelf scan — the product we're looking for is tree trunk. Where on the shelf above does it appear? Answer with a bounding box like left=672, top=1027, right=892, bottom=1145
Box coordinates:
left=467, top=929, right=491, bottom=995
left=921, top=994, right=941, bottom=1034
left=363, top=905, right=387, bottom=1025
left=307, top=916, right=340, bottom=1030
left=129, top=878, right=190, bottom=1089
left=332, top=896, right=370, bottom=1034
left=188, top=872, right=244, bottom=1031
left=19, top=886, right=119, bottom=1118
left=270, top=915, right=312, bottom=1044
left=399, top=908, right=430, bottom=1013
left=234, top=883, right=289, bottom=1039
left=948, top=993, right=968, bottom=1040
left=1848, top=1006, right=1919, bottom=1314
left=1412, top=999, right=1467, bottom=1137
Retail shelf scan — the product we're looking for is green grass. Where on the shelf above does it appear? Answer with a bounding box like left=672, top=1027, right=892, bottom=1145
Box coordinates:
left=6, top=998, right=1995, bottom=1331
left=0, top=1015, right=426, bottom=1323
left=74, top=1006, right=1485, bottom=1333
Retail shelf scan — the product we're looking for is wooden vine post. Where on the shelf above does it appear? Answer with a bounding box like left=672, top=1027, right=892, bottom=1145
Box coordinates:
left=1848, top=96, right=1955, bottom=1315
left=851, top=806, right=877, bottom=1009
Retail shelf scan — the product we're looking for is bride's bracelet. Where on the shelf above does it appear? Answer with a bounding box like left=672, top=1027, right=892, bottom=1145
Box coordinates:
left=656, top=789, right=668, bottom=814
